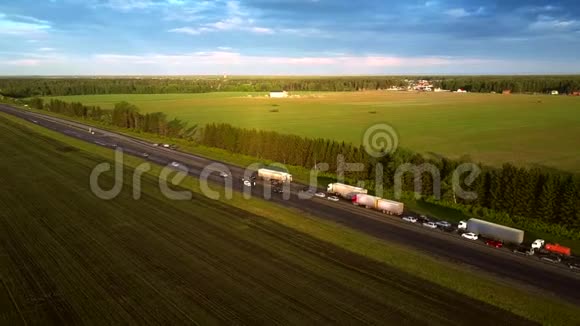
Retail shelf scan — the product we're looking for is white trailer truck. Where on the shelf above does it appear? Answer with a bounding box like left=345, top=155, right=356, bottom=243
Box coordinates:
left=352, top=194, right=404, bottom=215
left=327, top=183, right=368, bottom=199
left=257, top=168, right=292, bottom=183
left=464, top=218, right=524, bottom=245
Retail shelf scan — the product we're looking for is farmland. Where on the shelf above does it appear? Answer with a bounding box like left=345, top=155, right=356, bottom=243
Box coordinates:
left=0, top=113, right=545, bottom=324
left=45, top=91, right=580, bottom=172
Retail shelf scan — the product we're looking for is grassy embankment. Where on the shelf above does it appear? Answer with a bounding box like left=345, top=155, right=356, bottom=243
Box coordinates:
left=1, top=112, right=579, bottom=324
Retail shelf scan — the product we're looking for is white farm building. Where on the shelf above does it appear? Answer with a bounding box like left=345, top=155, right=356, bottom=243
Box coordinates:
left=269, top=91, right=289, bottom=98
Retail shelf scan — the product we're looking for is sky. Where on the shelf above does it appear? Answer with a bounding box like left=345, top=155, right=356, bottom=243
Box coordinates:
left=0, top=0, right=579, bottom=75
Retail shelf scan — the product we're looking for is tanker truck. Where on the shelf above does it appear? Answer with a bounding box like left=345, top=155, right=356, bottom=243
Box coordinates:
left=327, top=183, right=367, bottom=199
left=352, top=194, right=404, bottom=215
left=257, top=168, right=292, bottom=183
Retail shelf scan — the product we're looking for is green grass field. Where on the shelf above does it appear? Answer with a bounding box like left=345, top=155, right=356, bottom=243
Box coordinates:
left=2, top=112, right=580, bottom=324
left=46, top=91, right=580, bottom=172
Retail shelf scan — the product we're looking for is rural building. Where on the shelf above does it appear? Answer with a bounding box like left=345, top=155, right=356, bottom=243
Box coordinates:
left=269, top=91, right=288, bottom=98
left=551, top=90, right=559, bottom=95
left=572, top=91, right=580, bottom=96
left=456, top=89, right=467, bottom=93
left=502, top=90, right=511, bottom=95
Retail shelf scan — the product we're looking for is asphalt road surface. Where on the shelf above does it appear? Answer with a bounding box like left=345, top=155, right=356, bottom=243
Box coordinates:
left=2, top=104, right=580, bottom=305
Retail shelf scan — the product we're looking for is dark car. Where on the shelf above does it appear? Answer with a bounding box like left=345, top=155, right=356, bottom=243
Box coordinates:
left=567, top=262, right=580, bottom=271
left=273, top=188, right=283, bottom=194
left=540, top=255, right=561, bottom=264
left=513, top=246, right=534, bottom=256
left=485, top=240, right=503, bottom=248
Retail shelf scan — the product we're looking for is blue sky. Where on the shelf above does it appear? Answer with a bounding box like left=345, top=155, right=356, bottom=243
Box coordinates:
left=0, top=0, right=579, bottom=75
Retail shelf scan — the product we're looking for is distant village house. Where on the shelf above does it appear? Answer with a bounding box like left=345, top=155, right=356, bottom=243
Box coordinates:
left=551, top=90, right=559, bottom=95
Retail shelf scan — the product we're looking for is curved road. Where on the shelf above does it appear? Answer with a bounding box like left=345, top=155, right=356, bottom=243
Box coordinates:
left=1, top=104, right=580, bottom=305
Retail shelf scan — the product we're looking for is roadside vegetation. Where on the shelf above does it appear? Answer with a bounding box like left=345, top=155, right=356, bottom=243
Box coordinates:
left=2, top=112, right=580, bottom=325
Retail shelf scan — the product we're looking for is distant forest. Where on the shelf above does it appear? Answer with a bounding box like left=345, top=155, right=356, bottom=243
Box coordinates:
left=1, top=76, right=580, bottom=97
left=22, top=97, right=580, bottom=239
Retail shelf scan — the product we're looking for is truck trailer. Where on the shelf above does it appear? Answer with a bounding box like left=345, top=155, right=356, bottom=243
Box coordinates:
left=257, top=168, right=292, bottom=183
left=327, top=183, right=367, bottom=199
left=352, top=194, right=404, bottom=215
left=466, top=218, right=524, bottom=245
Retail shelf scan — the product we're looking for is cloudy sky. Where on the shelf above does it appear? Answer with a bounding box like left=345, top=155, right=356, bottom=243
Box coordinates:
left=0, top=0, right=579, bottom=75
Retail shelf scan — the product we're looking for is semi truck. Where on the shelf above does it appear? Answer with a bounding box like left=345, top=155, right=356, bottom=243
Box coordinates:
left=532, top=240, right=571, bottom=256
left=257, top=168, right=292, bottom=183
left=352, top=194, right=404, bottom=215
left=327, top=183, right=367, bottom=199
left=462, top=218, right=524, bottom=245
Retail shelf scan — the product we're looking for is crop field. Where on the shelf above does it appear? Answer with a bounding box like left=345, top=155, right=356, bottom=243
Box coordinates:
left=46, top=91, right=580, bottom=172
left=0, top=114, right=541, bottom=324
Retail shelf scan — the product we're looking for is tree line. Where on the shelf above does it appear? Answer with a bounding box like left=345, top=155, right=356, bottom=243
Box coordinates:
left=200, top=123, right=580, bottom=234
left=433, top=76, right=580, bottom=94
left=3, top=76, right=580, bottom=97
left=23, top=97, right=580, bottom=238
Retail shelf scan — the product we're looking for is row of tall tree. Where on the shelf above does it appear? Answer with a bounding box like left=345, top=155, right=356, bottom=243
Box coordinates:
left=433, top=76, right=580, bottom=94
left=3, top=76, right=580, bottom=97
left=201, top=123, right=580, bottom=231
left=28, top=98, right=194, bottom=139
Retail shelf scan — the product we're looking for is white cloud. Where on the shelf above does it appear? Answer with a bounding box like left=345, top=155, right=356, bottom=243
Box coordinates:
left=0, top=13, right=51, bottom=35
left=38, top=47, right=56, bottom=52
left=530, top=15, right=579, bottom=31
left=445, top=7, right=485, bottom=18
left=96, top=0, right=188, bottom=11
left=168, top=0, right=274, bottom=35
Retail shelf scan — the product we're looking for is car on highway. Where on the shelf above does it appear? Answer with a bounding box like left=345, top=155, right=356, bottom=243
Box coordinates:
left=162, top=144, right=171, bottom=148
left=435, top=221, right=451, bottom=228
left=485, top=240, right=503, bottom=248
left=152, top=143, right=159, bottom=146
left=170, top=162, right=180, bottom=167
left=402, top=216, right=417, bottom=223
left=540, top=255, right=562, bottom=264
left=243, top=180, right=252, bottom=187
left=568, top=262, right=580, bottom=271
left=219, top=171, right=229, bottom=178
left=461, top=232, right=478, bottom=240
left=422, top=222, right=437, bottom=229
left=314, top=192, right=326, bottom=198
left=513, top=246, right=534, bottom=256
left=327, top=196, right=339, bottom=202
left=142, top=152, right=149, bottom=158
left=273, top=188, right=283, bottom=194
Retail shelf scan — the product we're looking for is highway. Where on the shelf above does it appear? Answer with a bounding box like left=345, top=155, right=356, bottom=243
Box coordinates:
left=2, top=104, right=580, bottom=305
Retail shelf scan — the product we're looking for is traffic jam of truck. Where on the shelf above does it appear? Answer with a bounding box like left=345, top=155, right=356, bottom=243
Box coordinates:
left=241, top=168, right=579, bottom=272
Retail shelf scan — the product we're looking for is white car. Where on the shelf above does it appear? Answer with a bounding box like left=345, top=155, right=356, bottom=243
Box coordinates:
left=314, top=192, right=326, bottom=198
left=461, top=232, right=479, bottom=240
left=170, top=162, right=180, bottom=167
left=402, top=216, right=418, bottom=223
left=219, top=171, right=229, bottom=178
left=422, top=222, right=437, bottom=229
left=327, top=196, right=339, bottom=202
left=162, top=144, right=171, bottom=148
left=243, top=180, right=252, bottom=187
